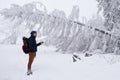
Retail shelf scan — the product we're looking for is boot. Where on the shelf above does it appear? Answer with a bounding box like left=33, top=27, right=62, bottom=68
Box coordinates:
left=27, top=70, right=32, bottom=75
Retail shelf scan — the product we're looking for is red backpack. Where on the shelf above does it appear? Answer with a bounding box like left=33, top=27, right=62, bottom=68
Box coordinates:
left=22, top=37, right=30, bottom=54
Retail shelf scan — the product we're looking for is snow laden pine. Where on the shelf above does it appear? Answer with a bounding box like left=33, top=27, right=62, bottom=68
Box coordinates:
left=97, top=0, right=120, bottom=54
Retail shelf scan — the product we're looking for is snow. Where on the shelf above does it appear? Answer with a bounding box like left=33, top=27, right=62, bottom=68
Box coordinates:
left=0, top=45, right=120, bottom=80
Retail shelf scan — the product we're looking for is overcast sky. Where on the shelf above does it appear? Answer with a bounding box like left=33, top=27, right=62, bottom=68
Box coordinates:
left=0, top=0, right=98, bottom=21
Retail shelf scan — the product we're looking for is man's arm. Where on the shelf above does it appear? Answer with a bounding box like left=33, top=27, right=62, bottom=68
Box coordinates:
left=36, top=42, right=44, bottom=46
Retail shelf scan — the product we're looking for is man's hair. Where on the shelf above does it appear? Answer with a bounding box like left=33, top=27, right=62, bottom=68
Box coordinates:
left=30, top=31, right=37, bottom=35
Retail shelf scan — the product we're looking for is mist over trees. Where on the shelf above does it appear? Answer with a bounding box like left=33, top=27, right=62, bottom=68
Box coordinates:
left=0, top=1, right=120, bottom=54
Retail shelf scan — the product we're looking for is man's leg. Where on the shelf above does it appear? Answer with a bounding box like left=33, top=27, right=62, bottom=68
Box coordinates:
left=28, top=53, right=36, bottom=71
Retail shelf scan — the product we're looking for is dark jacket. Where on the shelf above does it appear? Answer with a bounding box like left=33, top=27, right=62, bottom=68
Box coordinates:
left=28, top=35, right=41, bottom=52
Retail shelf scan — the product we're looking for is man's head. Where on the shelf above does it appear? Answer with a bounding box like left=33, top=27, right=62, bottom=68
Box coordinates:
left=31, top=31, right=37, bottom=37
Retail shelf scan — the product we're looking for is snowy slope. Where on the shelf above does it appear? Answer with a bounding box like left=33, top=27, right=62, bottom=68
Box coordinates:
left=0, top=45, right=120, bottom=80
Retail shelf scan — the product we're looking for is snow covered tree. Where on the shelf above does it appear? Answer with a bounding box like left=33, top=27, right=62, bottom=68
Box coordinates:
left=97, top=0, right=120, bottom=31
left=0, top=2, right=47, bottom=44
left=97, top=0, right=120, bottom=54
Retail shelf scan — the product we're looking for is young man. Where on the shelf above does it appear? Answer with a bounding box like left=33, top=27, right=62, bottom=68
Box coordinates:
left=27, top=31, right=43, bottom=75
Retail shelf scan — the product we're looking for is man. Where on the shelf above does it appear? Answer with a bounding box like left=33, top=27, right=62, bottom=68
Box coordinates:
left=27, top=31, right=43, bottom=75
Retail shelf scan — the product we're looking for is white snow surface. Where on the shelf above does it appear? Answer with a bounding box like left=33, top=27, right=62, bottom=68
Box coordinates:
left=0, top=45, right=120, bottom=80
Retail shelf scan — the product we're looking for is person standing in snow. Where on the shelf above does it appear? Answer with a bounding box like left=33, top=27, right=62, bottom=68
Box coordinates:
left=27, top=31, right=44, bottom=75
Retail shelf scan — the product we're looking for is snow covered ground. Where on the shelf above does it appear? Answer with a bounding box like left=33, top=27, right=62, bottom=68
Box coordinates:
left=0, top=45, right=120, bottom=80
